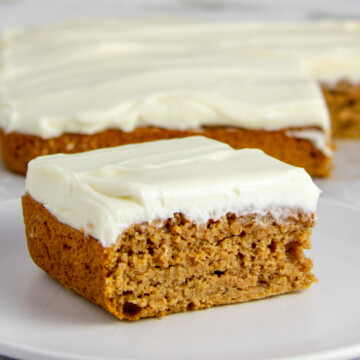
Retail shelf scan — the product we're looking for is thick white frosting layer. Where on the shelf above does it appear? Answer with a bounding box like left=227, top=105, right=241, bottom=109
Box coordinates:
left=1, top=19, right=350, bottom=156
left=26, top=136, right=321, bottom=247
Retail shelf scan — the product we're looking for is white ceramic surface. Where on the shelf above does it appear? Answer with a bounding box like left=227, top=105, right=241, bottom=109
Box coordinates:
left=315, top=141, right=360, bottom=208
left=0, top=198, right=359, bottom=360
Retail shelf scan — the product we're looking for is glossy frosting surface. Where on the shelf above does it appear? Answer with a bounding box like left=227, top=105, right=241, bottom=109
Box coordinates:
left=2, top=18, right=354, bottom=152
left=26, top=137, right=321, bottom=247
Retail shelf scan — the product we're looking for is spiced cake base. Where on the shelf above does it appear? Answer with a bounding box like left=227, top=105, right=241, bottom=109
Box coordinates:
left=2, top=126, right=332, bottom=177
left=22, top=194, right=317, bottom=321
left=322, top=81, right=360, bottom=138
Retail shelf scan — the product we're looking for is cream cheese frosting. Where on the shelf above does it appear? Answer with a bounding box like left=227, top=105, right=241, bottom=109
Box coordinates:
left=26, top=136, right=321, bottom=247
left=1, top=18, right=353, bottom=156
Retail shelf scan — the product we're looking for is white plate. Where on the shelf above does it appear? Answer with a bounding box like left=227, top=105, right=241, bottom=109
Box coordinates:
left=0, top=198, right=359, bottom=360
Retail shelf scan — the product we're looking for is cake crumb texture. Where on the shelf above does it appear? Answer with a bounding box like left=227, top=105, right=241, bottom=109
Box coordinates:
left=322, top=81, right=360, bottom=138
left=22, top=194, right=317, bottom=320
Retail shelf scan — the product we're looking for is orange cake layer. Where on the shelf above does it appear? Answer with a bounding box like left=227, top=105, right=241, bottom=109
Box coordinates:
left=322, top=81, right=360, bottom=138
left=22, top=194, right=316, bottom=321
left=1, top=126, right=332, bottom=177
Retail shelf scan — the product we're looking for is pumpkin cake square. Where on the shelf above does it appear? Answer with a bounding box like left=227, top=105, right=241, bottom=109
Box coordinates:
left=22, top=136, right=319, bottom=320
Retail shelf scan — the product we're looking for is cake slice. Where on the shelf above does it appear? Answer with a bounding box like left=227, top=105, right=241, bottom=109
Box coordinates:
left=22, top=136, right=319, bottom=320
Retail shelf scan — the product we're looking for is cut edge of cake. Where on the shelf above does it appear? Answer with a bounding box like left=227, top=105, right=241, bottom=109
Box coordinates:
left=22, top=194, right=317, bottom=320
